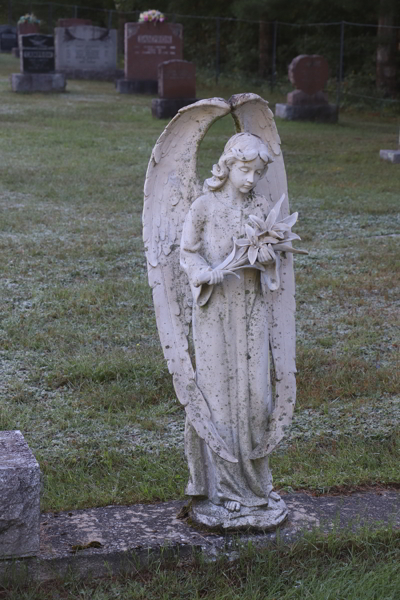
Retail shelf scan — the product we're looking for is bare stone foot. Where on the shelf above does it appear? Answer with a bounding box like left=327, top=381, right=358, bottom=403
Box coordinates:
left=224, top=500, right=241, bottom=512
left=269, top=491, right=281, bottom=502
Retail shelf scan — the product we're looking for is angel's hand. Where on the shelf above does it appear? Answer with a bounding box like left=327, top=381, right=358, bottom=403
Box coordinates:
left=258, top=245, right=275, bottom=265
left=209, top=269, right=224, bottom=285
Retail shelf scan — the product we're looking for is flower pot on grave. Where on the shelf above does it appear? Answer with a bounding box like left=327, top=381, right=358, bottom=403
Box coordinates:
left=18, top=23, right=40, bottom=36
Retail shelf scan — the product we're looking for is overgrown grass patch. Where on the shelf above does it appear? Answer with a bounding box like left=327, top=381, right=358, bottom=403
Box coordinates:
left=1, top=528, right=399, bottom=599
left=0, top=53, right=399, bottom=513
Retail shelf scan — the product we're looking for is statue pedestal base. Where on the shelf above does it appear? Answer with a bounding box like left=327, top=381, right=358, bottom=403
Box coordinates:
left=191, top=495, right=288, bottom=531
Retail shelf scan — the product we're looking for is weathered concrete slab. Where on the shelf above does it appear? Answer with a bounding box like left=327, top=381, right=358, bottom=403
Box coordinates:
left=0, top=431, right=41, bottom=559
left=0, top=490, right=398, bottom=582
left=275, top=102, right=338, bottom=123
left=380, top=149, right=400, bottom=164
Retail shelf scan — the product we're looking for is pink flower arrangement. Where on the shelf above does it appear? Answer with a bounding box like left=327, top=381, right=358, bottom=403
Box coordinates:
left=139, top=10, right=166, bottom=23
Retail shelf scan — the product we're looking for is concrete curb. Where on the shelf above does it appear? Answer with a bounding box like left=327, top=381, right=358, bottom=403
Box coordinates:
left=1, top=491, right=398, bottom=584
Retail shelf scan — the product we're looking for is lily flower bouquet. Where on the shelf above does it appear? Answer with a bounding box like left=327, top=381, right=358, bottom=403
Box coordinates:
left=216, top=194, right=308, bottom=290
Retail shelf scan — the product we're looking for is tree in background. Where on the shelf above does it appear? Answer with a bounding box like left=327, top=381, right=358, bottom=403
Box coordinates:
left=376, top=0, right=399, bottom=94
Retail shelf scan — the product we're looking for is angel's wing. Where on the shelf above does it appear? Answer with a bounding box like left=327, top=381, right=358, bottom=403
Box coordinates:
left=230, top=93, right=296, bottom=459
left=143, top=99, right=238, bottom=463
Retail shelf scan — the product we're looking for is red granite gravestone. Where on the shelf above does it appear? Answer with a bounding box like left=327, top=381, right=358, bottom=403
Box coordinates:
left=158, top=59, right=195, bottom=99
left=117, top=21, right=183, bottom=94
left=57, top=19, right=92, bottom=27
left=275, top=54, right=337, bottom=122
left=152, top=59, right=197, bottom=119
left=289, top=54, right=329, bottom=95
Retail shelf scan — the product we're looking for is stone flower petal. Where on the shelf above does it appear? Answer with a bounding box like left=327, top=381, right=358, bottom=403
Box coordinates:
left=245, top=224, right=256, bottom=242
left=235, top=238, right=251, bottom=247
left=280, top=212, right=298, bottom=228
left=249, top=215, right=266, bottom=230
left=248, top=245, right=259, bottom=265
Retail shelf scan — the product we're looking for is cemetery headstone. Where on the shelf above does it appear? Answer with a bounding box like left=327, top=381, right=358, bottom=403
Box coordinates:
left=116, top=21, right=183, bottom=94
left=0, top=431, right=41, bottom=558
left=380, top=127, right=400, bottom=164
left=0, top=26, right=18, bottom=53
left=10, top=33, right=66, bottom=93
left=152, top=59, right=197, bottom=119
left=275, top=54, right=338, bottom=123
left=55, top=25, right=119, bottom=81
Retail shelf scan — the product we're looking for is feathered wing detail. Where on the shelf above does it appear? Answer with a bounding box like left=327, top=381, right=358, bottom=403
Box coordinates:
left=230, top=93, right=296, bottom=459
left=143, top=98, right=238, bottom=463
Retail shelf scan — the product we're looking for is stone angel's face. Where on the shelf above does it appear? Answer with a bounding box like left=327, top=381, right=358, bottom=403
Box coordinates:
left=228, top=156, right=267, bottom=194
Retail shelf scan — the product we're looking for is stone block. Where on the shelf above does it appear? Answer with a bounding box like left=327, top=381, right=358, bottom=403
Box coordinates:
left=0, top=431, right=41, bottom=559
left=158, top=60, right=196, bottom=99
left=379, top=149, right=400, bottom=164
left=288, top=54, right=329, bottom=95
left=275, top=103, right=338, bottom=123
left=151, top=97, right=198, bottom=119
left=55, top=26, right=118, bottom=81
left=116, top=78, right=158, bottom=95
left=287, top=89, right=328, bottom=106
left=10, top=73, right=66, bottom=93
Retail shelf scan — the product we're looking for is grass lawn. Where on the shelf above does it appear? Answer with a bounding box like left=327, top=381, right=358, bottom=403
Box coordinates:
left=0, top=53, right=399, bottom=511
left=0, top=51, right=399, bottom=599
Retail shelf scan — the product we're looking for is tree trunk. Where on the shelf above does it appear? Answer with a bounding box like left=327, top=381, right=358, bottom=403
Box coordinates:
left=118, top=12, right=126, bottom=56
left=259, top=19, right=271, bottom=78
left=376, top=0, right=397, bottom=95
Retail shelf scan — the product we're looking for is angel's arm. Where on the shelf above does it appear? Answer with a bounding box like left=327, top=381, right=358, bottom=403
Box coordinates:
left=180, top=197, right=215, bottom=306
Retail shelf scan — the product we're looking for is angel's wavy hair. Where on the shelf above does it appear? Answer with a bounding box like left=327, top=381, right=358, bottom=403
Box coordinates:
left=204, top=132, right=274, bottom=192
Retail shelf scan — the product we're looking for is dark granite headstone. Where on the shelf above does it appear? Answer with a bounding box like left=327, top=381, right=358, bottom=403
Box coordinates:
left=0, top=26, right=17, bottom=52
left=20, top=34, right=55, bottom=74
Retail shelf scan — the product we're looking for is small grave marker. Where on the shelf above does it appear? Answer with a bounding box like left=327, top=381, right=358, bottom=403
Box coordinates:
left=0, top=26, right=18, bottom=52
left=275, top=54, right=338, bottom=122
left=380, top=127, right=400, bottom=164
left=152, top=60, right=197, bottom=119
left=0, top=431, right=41, bottom=559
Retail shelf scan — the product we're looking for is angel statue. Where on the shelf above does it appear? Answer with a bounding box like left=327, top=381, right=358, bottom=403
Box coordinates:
left=143, top=94, right=307, bottom=530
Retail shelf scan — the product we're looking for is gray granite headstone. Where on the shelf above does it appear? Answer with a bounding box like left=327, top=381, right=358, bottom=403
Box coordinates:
left=55, top=25, right=118, bottom=80
left=0, top=430, right=41, bottom=558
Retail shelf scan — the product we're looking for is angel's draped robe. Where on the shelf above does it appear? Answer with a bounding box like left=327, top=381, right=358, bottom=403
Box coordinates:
left=180, top=191, right=277, bottom=508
